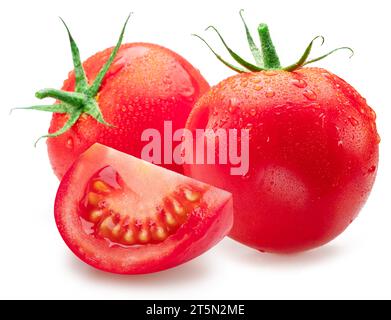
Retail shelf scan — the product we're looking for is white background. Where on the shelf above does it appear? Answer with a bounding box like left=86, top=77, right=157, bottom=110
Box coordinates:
left=1, top=0, right=390, bottom=299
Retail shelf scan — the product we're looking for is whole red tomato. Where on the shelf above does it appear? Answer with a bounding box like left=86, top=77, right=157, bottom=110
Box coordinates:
left=17, top=16, right=209, bottom=179
left=185, top=13, right=379, bottom=253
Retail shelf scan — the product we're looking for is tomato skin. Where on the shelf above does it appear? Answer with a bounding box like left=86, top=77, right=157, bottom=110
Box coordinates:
left=48, top=43, right=209, bottom=179
left=55, top=144, right=233, bottom=274
left=184, top=68, right=379, bottom=253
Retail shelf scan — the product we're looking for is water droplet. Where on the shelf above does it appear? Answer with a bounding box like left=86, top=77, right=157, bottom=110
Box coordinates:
left=290, top=78, right=307, bottom=88
left=338, top=140, right=343, bottom=147
left=219, top=118, right=228, bottom=126
left=368, top=165, right=377, bottom=173
left=121, top=106, right=127, bottom=112
left=163, top=76, right=172, bottom=85
left=307, top=102, right=321, bottom=109
left=376, top=133, right=381, bottom=144
left=264, top=70, right=277, bottom=76
left=66, top=138, right=73, bottom=149
left=251, top=77, right=262, bottom=84
left=368, top=108, right=376, bottom=120
left=303, top=89, right=317, bottom=101
left=348, top=116, right=359, bottom=127
left=246, top=123, right=253, bottom=129
left=322, top=72, right=333, bottom=81
left=266, top=136, right=271, bottom=143
left=228, top=98, right=239, bottom=112
left=254, top=85, right=263, bottom=91
left=233, top=82, right=240, bottom=90
left=240, top=80, right=249, bottom=88
left=180, top=86, right=195, bottom=98
left=249, top=108, right=257, bottom=116
left=241, top=172, right=251, bottom=180
left=265, top=89, right=275, bottom=98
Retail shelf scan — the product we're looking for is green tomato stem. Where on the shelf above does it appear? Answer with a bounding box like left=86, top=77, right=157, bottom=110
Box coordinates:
left=257, top=23, right=281, bottom=69
left=194, top=10, right=353, bottom=73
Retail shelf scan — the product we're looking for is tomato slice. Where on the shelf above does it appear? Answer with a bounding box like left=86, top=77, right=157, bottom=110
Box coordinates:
left=55, top=143, right=233, bottom=274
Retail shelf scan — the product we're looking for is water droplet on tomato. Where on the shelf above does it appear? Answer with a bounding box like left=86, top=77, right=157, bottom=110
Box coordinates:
left=376, top=133, right=381, bottom=144
left=241, top=172, right=251, bottom=180
left=230, top=82, right=238, bottom=89
left=348, top=116, right=359, bottom=127
left=240, top=80, right=249, bottom=88
left=265, top=89, right=275, bottom=98
left=368, top=108, right=376, bottom=120
left=249, top=108, right=257, bottom=116
left=66, top=138, right=73, bottom=149
left=368, top=165, right=377, bottom=173
left=303, top=89, right=317, bottom=101
left=322, top=72, right=333, bottom=81
left=290, top=78, right=307, bottom=88
left=180, top=86, right=195, bottom=98
left=228, top=98, right=239, bottom=112
left=219, top=118, right=228, bottom=126
left=163, top=76, right=172, bottom=85
left=264, top=70, right=277, bottom=76
left=338, top=140, right=343, bottom=147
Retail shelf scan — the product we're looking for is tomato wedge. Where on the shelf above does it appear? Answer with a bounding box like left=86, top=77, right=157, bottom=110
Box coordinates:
left=54, top=144, right=233, bottom=274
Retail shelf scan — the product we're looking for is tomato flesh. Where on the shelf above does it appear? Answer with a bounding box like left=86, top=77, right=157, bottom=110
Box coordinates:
left=55, top=144, right=233, bottom=274
left=80, top=165, right=206, bottom=246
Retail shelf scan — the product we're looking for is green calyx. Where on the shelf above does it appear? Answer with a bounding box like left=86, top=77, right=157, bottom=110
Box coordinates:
left=11, top=14, right=132, bottom=145
left=193, top=9, right=354, bottom=73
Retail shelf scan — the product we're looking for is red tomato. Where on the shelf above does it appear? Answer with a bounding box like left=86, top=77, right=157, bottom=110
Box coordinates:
left=55, top=143, right=233, bottom=274
left=185, top=68, right=379, bottom=253
left=186, top=18, right=379, bottom=253
left=49, top=42, right=209, bottom=178
left=18, top=17, right=209, bottom=179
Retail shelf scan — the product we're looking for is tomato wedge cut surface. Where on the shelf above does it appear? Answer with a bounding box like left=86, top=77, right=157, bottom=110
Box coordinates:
left=55, top=143, right=233, bottom=274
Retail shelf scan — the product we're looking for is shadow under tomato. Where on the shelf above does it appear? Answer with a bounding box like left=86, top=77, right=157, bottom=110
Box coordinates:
left=66, top=254, right=211, bottom=287
left=218, top=238, right=343, bottom=269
